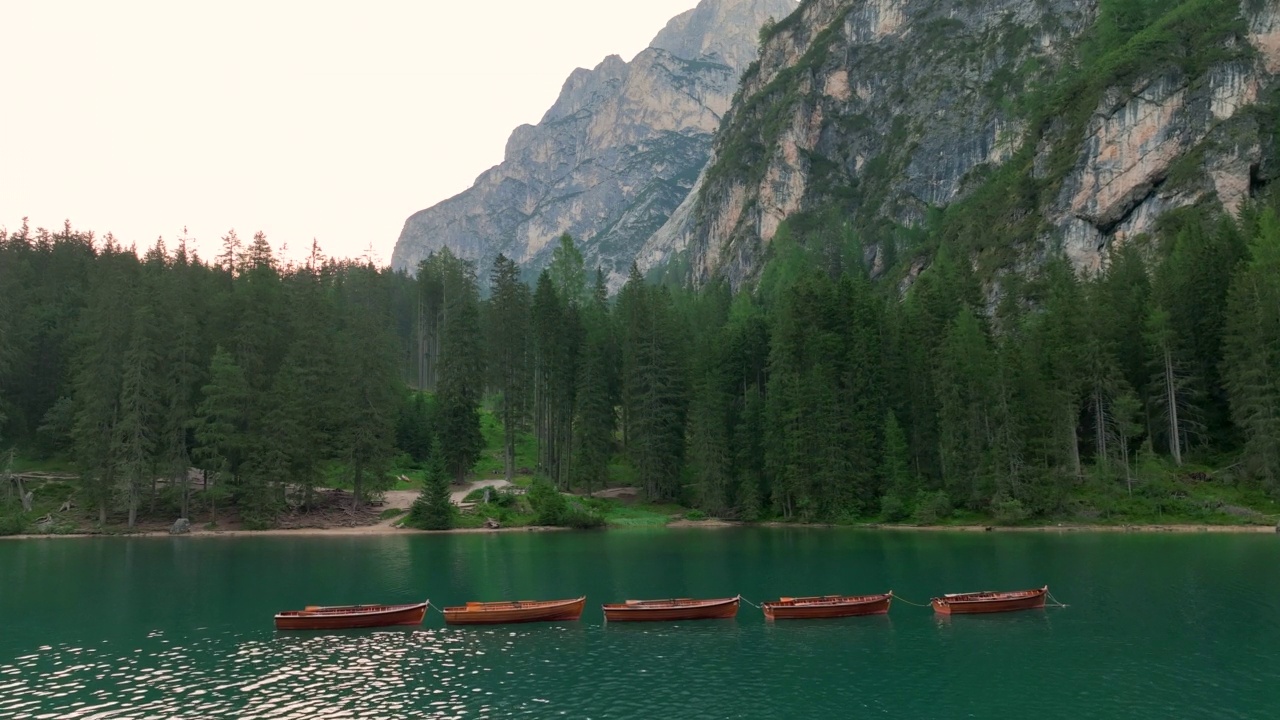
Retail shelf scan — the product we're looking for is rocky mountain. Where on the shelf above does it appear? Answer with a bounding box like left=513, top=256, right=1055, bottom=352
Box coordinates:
left=391, top=0, right=798, bottom=286
left=642, top=0, right=1280, bottom=289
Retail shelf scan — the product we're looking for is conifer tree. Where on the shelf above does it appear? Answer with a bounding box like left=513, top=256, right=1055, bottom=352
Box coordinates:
left=881, top=411, right=913, bottom=515
left=436, top=259, right=484, bottom=483
left=618, top=269, right=686, bottom=501
left=70, top=250, right=135, bottom=524
left=1145, top=306, right=1190, bottom=466
left=1222, top=210, right=1280, bottom=489
left=531, top=272, right=582, bottom=488
left=487, top=254, right=531, bottom=482
left=192, top=348, right=249, bottom=522
left=548, top=234, right=587, bottom=308
left=409, top=437, right=453, bottom=530
left=115, top=306, right=161, bottom=528
left=337, top=302, right=401, bottom=508
left=572, top=269, right=618, bottom=494
left=934, top=308, right=997, bottom=509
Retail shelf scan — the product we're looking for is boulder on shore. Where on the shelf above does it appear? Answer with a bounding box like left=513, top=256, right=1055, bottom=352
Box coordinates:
left=484, top=517, right=501, bottom=530
left=170, top=518, right=191, bottom=535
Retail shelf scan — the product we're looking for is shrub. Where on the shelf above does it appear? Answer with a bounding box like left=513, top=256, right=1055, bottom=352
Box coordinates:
left=527, top=479, right=568, bottom=526
left=880, top=494, right=910, bottom=522
left=0, top=512, right=29, bottom=536
left=913, top=490, right=952, bottom=525
left=684, top=510, right=707, bottom=521
left=991, top=492, right=1030, bottom=525
left=562, top=505, right=605, bottom=529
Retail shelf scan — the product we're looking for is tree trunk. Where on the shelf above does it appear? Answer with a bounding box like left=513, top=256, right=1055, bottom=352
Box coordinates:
left=1164, top=349, right=1183, bottom=466
left=352, top=459, right=363, bottom=511
left=504, top=422, right=515, bottom=483
left=1122, top=442, right=1132, bottom=496
left=1093, top=389, right=1107, bottom=471
left=16, top=478, right=33, bottom=513
left=1067, top=405, right=1081, bottom=478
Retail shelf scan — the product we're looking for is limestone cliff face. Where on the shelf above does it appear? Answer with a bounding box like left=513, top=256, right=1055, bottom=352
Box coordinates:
left=648, top=0, right=1280, bottom=288
left=391, top=0, right=797, bottom=285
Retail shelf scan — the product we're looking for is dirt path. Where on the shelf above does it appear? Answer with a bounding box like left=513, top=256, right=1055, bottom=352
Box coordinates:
left=451, top=479, right=511, bottom=504
left=591, top=487, right=639, bottom=500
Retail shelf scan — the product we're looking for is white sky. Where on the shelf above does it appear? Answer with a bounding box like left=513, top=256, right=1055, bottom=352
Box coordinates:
left=0, top=0, right=701, bottom=264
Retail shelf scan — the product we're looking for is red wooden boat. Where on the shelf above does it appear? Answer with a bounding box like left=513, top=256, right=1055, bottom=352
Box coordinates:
left=761, top=592, right=893, bottom=620
left=602, top=596, right=740, bottom=622
left=274, top=601, right=428, bottom=631
left=441, top=596, right=585, bottom=625
left=931, top=586, right=1048, bottom=615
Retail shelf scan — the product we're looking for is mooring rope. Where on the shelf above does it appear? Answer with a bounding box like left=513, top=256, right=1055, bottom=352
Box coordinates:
left=1046, top=591, right=1069, bottom=608
left=426, top=600, right=442, bottom=614
left=739, top=596, right=762, bottom=609
left=892, top=594, right=933, bottom=608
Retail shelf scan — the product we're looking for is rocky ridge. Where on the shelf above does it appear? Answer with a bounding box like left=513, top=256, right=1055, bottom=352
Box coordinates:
left=391, top=0, right=797, bottom=287
left=641, top=0, right=1280, bottom=288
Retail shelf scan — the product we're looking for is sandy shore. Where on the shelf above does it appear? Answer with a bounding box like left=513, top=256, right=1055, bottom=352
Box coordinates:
left=0, top=524, right=570, bottom=541
left=665, top=520, right=1277, bottom=533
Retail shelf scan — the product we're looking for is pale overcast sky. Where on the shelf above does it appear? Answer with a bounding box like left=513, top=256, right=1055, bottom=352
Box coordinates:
left=1, top=0, right=702, bottom=263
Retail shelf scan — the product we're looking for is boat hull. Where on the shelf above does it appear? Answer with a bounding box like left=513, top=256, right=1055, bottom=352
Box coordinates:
left=274, top=602, right=427, bottom=631
left=931, top=586, right=1048, bottom=615
left=603, top=596, right=740, bottom=622
left=762, top=593, right=893, bottom=620
left=442, top=596, right=585, bottom=625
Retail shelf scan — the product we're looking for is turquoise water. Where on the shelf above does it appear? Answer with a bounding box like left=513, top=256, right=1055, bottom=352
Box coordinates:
left=1, top=529, right=1277, bottom=718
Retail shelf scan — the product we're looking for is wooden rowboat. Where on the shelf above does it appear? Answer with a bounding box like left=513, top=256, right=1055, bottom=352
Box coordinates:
left=274, top=601, right=428, bottom=631
left=931, top=585, right=1048, bottom=615
left=441, top=596, right=586, bottom=625
left=761, top=592, right=893, bottom=620
left=602, top=596, right=740, bottom=622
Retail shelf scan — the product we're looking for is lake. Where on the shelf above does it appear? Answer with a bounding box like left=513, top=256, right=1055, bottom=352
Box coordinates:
left=1, top=529, right=1277, bottom=718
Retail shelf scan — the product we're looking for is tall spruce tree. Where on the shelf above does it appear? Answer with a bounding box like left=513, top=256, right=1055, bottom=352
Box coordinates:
left=487, top=254, right=531, bottom=483
left=409, top=437, right=453, bottom=530
left=115, top=306, right=161, bottom=528
left=436, top=258, right=484, bottom=484
left=572, top=270, right=618, bottom=494
left=1222, top=210, right=1280, bottom=490
left=192, top=348, right=249, bottom=523
left=618, top=266, right=686, bottom=501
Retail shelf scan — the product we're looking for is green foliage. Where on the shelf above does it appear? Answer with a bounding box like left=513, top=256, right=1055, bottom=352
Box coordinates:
left=913, top=490, right=953, bottom=526
left=1222, top=210, right=1280, bottom=491
left=408, top=438, right=453, bottom=530
left=879, top=494, right=909, bottom=523
left=526, top=477, right=603, bottom=528
left=990, top=492, right=1030, bottom=526
left=487, top=253, right=532, bottom=482
left=527, top=477, right=568, bottom=525
left=0, top=512, right=29, bottom=536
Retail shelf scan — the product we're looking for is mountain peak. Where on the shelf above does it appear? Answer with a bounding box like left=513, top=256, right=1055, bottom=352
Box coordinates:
left=390, top=0, right=795, bottom=282
left=650, top=0, right=798, bottom=72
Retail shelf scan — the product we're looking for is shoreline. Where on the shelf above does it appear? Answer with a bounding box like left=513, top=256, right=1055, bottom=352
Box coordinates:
left=0, top=524, right=571, bottom=541
left=3, top=520, right=1274, bottom=540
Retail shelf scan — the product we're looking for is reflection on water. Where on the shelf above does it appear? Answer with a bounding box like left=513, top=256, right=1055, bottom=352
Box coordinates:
left=1, top=628, right=578, bottom=719
left=2, top=531, right=1279, bottom=719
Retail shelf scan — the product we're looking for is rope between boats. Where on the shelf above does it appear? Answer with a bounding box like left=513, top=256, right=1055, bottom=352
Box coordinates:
left=426, top=600, right=441, bottom=614
left=1047, top=592, right=1069, bottom=608
left=892, top=595, right=933, bottom=608
left=739, top=596, right=761, bottom=610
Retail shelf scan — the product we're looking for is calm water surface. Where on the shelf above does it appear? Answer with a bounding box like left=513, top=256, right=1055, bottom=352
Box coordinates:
left=1, top=529, right=1278, bottom=719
